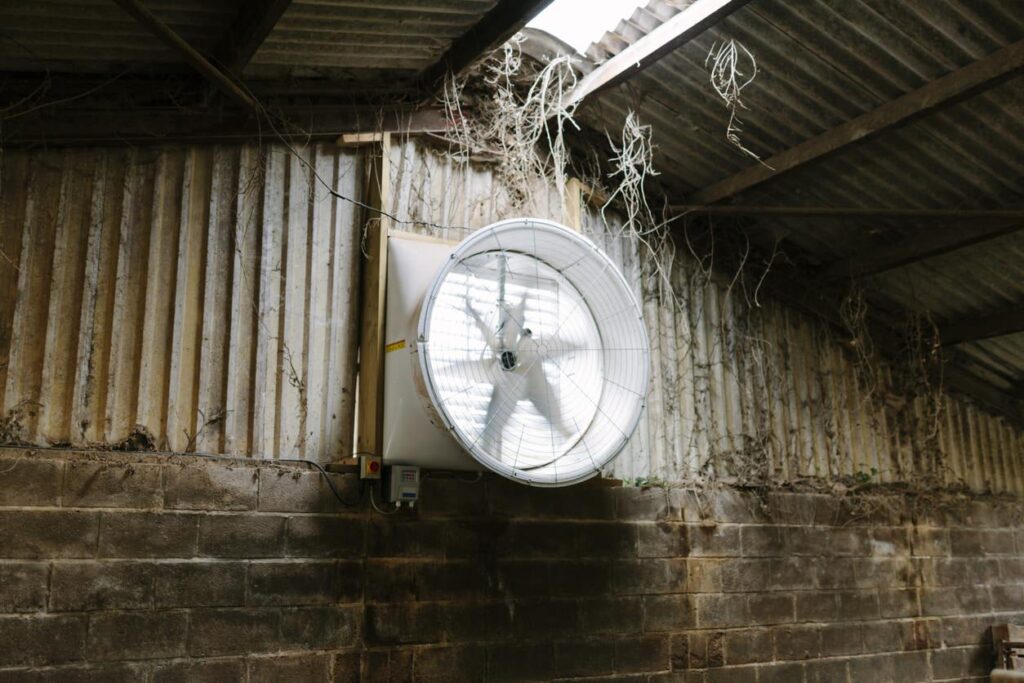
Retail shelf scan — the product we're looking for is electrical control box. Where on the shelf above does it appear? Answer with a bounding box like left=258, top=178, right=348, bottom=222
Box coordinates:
left=384, top=465, right=421, bottom=506
left=359, top=454, right=382, bottom=480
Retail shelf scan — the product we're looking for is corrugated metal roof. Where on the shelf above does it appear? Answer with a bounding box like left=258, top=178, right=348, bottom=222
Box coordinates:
left=0, top=0, right=503, bottom=82
left=0, top=0, right=238, bottom=73
left=247, top=0, right=501, bottom=80
left=577, top=0, right=1024, bottom=414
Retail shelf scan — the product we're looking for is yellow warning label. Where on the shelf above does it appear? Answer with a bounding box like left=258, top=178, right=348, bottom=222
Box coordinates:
left=385, top=339, right=406, bottom=353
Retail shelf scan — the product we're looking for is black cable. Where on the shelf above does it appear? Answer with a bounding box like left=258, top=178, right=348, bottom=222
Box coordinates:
left=278, top=458, right=364, bottom=508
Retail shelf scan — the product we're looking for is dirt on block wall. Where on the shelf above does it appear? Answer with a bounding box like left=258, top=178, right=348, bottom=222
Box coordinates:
left=0, top=447, right=1018, bottom=682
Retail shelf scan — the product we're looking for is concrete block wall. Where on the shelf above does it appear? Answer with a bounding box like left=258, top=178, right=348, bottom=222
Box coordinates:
left=0, top=447, right=1019, bottom=682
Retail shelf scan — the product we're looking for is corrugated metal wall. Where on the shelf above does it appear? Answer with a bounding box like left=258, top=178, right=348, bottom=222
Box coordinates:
left=0, top=144, right=362, bottom=461
left=1, top=138, right=1021, bottom=491
left=386, top=138, right=1023, bottom=494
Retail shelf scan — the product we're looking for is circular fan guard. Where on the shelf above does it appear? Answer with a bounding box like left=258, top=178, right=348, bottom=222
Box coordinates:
left=417, top=218, right=650, bottom=487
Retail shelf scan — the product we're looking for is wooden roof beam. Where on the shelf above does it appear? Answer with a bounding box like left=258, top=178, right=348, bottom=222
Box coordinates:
left=417, top=0, right=553, bottom=94
left=110, top=0, right=256, bottom=111
left=817, top=225, right=1023, bottom=283
left=215, top=0, right=293, bottom=76
left=671, top=206, right=1024, bottom=219
left=940, top=307, right=1024, bottom=347
left=688, top=38, right=1024, bottom=205
left=568, top=0, right=752, bottom=106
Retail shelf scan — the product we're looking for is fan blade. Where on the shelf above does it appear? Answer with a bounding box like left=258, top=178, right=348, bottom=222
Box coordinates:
left=524, top=362, right=570, bottom=438
left=438, top=356, right=495, bottom=378
left=465, top=301, right=498, bottom=353
left=478, top=380, right=517, bottom=454
left=502, top=296, right=527, bottom=348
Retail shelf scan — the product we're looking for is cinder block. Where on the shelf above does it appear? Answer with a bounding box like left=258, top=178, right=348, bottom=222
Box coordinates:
left=416, top=560, right=494, bottom=601
left=63, top=460, right=162, bottom=509
left=0, top=562, right=48, bottom=612
left=613, top=558, right=688, bottom=595
left=443, top=602, right=514, bottom=642
left=87, top=610, right=187, bottom=660
left=575, top=521, right=638, bottom=559
left=367, top=518, right=445, bottom=558
left=549, top=560, right=612, bottom=598
left=284, top=515, right=365, bottom=558
left=153, top=561, right=246, bottom=607
left=892, top=650, right=929, bottom=682
left=0, top=615, right=87, bottom=666
left=163, top=463, right=257, bottom=511
left=248, top=560, right=347, bottom=606
left=820, top=622, right=864, bottom=656
left=510, top=599, right=579, bottom=638
left=688, top=629, right=724, bottom=669
left=687, top=558, right=724, bottom=593
left=98, top=511, right=197, bottom=558
left=615, top=634, right=670, bottom=672
left=554, top=638, right=615, bottom=677
left=197, top=514, right=285, bottom=558
left=643, top=594, right=696, bottom=631
left=333, top=651, right=361, bottom=683
left=258, top=468, right=356, bottom=513
left=0, top=458, right=63, bottom=507
left=837, top=591, right=880, bottom=621
left=486, top=642, right=554, bottom=683
left=634, top=524, right=692, bottom=561
left=796, top=591, right=839, bottom=622
left=280, top=606, right=360, bottom=649
left=50, top=561, right=154, bottom=611
left=724, top=628, right=771, bottom=665
left=690, top=524, right=741, bottom=558
left=248, top=654, right=331, bottom=683
left=846, top=653, right=895, bottom=680
left=772, top=624, right=820, bottom=661
left=442, top=519, right=510, bottom=558
left=805, top=656, right=849, bottom=683
left=418, top=477, right=487, bottom=517
left=365, top=603, right=444, bottom=645
left=758, top=661, right=806, bottom=683
left=740, top=525, right=781, bottom=557
left=495, top=559, right=549, bottom=598
left=0, top=510, right=98, bottom=559
left=696, top=594, right=748, bottom=629
left=414, top=645, right=487, bottom=682
left=720, top=558, right=772, bottom=592
left=613, top=486, right=676, bottom=522
left=576, top=597, right=643, bottom=636
left=188, top=608, right=282, bottom=657
left=152, top=659, right=246, bottom=683
left=747, top=593, right=794, bottom=625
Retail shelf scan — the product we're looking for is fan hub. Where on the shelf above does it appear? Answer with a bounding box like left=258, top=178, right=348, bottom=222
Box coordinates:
left=499, top=350, right=518, bottom=371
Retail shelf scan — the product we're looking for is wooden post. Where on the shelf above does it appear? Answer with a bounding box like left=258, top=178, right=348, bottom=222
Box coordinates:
left=355, top=133, right=392, bottom=458
left=563, top=178, right=584, bottom=232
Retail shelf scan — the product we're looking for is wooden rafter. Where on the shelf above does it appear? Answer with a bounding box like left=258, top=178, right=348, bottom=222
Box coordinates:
left=818, top=226, right=1023, bottom=284
left=940, top=307, right=1024, bottom=347
left=2, top=106, right=451, bottom=147
left=568, top=0, right=752, bottom=105
left=672, top=206, right=1024, bottom=220
left=215, top=0, right=293, bottom=76
left=688, top=38, right=1024, bottom=205
left=110, top=0, right=256, bottom=111
left=417, top=0, right=553, bottom=92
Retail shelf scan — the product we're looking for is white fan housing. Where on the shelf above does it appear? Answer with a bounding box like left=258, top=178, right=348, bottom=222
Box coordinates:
left=382, top=218, right=649, bottom=487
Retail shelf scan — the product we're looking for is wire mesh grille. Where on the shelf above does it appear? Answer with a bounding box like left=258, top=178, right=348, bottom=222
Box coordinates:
left=418, top=218, right=650, bottom=486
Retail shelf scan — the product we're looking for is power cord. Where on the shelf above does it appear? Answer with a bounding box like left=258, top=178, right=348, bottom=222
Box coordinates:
left=277, top=458, right=363, bottom=508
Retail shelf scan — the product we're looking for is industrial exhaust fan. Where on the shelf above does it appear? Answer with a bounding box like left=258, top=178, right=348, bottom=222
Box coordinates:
left=383, top=218, right=649, bottom=488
